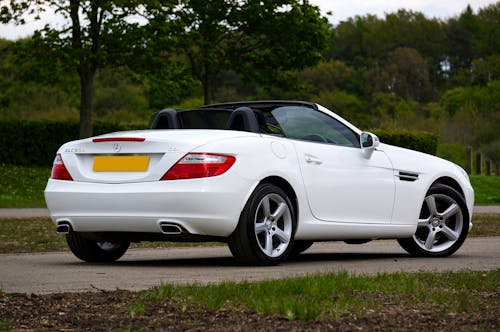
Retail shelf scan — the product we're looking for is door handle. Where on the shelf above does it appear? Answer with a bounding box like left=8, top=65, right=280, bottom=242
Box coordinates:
left=305, top=154, right=322, bottom=165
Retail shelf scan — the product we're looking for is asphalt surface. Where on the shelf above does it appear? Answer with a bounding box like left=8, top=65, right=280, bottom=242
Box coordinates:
left=0, top=206, right=499, bottom=218
left=0, top=237, right=498, bottom=294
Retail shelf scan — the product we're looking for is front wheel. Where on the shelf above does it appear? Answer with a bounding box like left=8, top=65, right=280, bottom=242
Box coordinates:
left=66, top=232, right=130, bottom=262
left=228, top=183, right=296, bottom=265
left=398, top=183, right=469, bottom=257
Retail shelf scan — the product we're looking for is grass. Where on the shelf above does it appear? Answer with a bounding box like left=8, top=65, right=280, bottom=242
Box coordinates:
left=136, top=270, right=499, bottom=321
left=0, top=165, right=49, bottom=208
left=0, top=215, right=497, bottom=254
left=470, top=175, right=500, bottom=205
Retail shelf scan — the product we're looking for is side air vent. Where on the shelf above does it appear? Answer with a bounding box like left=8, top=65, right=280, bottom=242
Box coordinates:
left=398, top=171, right=419, bottom=182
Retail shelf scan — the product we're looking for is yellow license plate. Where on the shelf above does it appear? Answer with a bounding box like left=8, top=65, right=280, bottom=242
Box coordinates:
left=93, top=156, right=150, bottom=172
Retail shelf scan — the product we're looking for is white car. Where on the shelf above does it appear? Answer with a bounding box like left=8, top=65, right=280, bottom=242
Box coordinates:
left=45, top=101, right=474, bottom=265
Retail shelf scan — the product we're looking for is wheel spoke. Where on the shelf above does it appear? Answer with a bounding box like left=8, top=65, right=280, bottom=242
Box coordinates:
left=418, top=218, right=430, bottom=228
left=274, top=228, right=290, bottom=244
left=255, top=222, right=267, bottom=234
left=441, top=203, right=459, bottom=220
left=441, top=226, right=458, bottom=241
left=265, top=232, right=273, bottom=255
left=424, top=231, right=436, bottom=250
left=261, top=196, right=271, bottom=218
left=271, top=202, right=288, bottom=220
left=425, top=196, right=437, bottom=215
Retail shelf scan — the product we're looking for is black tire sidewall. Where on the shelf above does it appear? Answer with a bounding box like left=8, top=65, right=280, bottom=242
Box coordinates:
left=66, top=232, right=129, bottom=262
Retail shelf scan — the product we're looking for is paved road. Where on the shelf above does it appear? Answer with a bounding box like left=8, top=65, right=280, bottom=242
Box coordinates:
left=0, top=237, right=498, bottom=294
left=1, top=206, right=499, bottom=218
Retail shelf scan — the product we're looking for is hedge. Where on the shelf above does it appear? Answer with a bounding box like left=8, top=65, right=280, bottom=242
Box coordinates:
left=0, top=120, right=437, bottom=166
left=0, top=120, right=143, bottom=166
left=373, top=129, right=438, bottom=156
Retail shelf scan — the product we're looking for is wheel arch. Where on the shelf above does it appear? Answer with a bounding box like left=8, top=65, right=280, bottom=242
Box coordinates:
left=259, top=176, right=298, bottom=220
left=431, top=176, right=465, bottom=199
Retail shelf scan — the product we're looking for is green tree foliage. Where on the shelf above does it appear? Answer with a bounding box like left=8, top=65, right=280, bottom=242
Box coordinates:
left=0, top=1, right=153, bottom=137
left=365, top=47, right=434, bottom=102
left=149, top=0, right=330, bottom=104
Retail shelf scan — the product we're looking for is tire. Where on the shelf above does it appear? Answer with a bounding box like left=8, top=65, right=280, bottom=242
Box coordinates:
left=66, top=232, right=130, bottom=262
left=228, top=183, right=296, bottom=265
left=398, top=183, right=469, bottom=257
left=290, top=240, right=314, bottom=257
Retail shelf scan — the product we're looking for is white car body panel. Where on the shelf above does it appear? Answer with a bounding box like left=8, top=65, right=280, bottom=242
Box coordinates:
left=45, top=102, right=474, bottom=246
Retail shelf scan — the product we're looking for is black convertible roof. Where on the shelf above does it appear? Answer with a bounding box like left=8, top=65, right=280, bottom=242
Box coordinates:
left=200, top=100, right=317, bottom=111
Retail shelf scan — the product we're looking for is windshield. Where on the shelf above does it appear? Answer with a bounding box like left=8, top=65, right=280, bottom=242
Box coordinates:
left=266, top=106, right=360, bottom=148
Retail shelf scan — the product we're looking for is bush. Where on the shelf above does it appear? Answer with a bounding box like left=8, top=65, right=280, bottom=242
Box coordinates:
left=372, top=130, right=438, bottom=155
left=0, top=120, right=144, bottom=166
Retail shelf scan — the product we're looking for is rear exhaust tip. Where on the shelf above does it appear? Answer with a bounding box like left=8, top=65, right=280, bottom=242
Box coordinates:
left=159, top=223, right=183, bottom=235
left=56, top=223, right=71, bottom=235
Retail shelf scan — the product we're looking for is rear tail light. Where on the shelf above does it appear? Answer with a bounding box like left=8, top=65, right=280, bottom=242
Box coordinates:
left=50, top=154, right=73, bottom=181
left=162, top=153, right=236, bottom=180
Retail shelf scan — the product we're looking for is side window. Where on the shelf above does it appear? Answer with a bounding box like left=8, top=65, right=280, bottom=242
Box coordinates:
left=271, top=106, right=360, bottom=148
left=258, top=110, right=285, bottom=136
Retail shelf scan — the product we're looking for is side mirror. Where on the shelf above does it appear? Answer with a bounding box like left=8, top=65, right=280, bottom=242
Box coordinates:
left=360, top=132, right=380, bottom=158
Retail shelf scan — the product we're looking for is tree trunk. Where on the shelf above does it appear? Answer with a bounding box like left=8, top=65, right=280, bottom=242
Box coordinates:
left=79, top=69, right=95, bottom=138
left=202, top=61, right=211, bottom=105
left=203, top=77, right=210, bottom=105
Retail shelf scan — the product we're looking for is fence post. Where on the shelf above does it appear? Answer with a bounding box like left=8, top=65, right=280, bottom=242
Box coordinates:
left=475, top=152, right=482, bottom=175
left=465, top=147, right=472, bottom=174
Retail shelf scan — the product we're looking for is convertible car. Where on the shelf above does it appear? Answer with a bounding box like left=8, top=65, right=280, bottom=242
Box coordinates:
left=44, top=100, right=474, bottom=265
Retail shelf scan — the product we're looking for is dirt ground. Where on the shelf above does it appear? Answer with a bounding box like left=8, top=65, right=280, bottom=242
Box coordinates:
left=1, top=290, right=498, bottom=331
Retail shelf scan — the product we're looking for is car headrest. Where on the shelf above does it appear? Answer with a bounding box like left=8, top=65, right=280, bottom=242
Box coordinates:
left=224, top=107, right=260, bottom=133
left=151, top=109, right=181, bottom=129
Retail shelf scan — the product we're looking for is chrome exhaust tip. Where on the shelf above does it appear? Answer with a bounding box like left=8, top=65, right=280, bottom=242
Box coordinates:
left=56, top=223, right=71, bottom=235
left=159, top=223, right=183, bottom=235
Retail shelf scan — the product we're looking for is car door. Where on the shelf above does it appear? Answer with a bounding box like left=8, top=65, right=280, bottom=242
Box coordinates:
left=272, top=106, right=395, bottom=224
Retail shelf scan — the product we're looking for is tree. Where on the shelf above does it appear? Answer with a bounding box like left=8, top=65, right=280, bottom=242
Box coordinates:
left=149, top=0, right=329, bottom=105
left=365, top=47, right=433, bottom=102
left=1, top=1, right=151, bottom=137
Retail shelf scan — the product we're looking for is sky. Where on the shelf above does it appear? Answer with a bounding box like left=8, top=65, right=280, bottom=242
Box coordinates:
left=0, top=0, right=498, bottom=40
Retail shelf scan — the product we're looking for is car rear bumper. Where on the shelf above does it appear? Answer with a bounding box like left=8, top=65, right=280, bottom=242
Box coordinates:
left=44, top=176, right=254, bottom=237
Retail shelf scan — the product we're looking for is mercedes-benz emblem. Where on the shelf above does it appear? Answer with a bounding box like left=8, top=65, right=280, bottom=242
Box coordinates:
left=113, top=143, right=122, bottom=153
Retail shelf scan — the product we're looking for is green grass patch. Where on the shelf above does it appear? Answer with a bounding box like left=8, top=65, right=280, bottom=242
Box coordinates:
left=470, top=175, right=500, bottom=205
left=137, top=270, right=499, bottom=321
left=0, top=165, right=49, bottom=208
left=0, top=320, right=12, bottom=332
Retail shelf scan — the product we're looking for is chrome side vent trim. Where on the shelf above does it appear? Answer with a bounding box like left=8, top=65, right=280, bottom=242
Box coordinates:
left=398, top=171, right=419, bottom=182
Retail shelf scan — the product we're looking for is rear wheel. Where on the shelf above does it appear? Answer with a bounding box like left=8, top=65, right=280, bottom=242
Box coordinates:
left=228, top=183, right=296, bottom=265
left=66, top=232, right=129, bottom=262
left=398, top=183, right=469, bottom=257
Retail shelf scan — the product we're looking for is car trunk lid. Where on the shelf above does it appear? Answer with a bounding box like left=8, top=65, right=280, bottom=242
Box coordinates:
left=57, top=129, right=251, bottom=183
